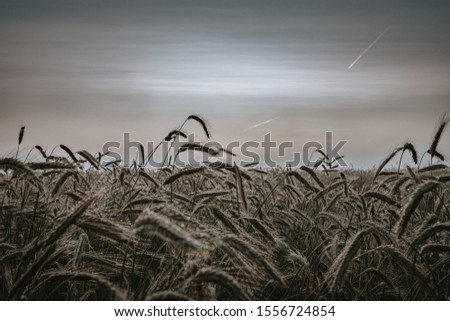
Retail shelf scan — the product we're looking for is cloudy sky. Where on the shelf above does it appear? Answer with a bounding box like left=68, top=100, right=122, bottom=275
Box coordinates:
left=0, top=0, right=449, bottom=168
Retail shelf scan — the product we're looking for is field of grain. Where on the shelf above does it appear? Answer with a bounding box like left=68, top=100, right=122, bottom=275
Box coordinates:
left=1, top=116, right=449, bottom=300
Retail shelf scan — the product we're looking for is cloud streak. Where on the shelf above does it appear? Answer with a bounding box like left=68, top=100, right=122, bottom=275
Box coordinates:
left=348, top=26, right=390, bottom=70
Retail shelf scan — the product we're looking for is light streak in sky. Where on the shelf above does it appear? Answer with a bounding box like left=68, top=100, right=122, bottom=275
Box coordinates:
left=348, top=27, right=390, bottom=69
left=244, top=116, right=280, bottom=132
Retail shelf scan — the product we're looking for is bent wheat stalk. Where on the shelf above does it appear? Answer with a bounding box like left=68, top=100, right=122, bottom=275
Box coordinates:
left=325, top=229, right=369, bottom=292
left=395, top=181, right=439, bottom=238
left=134, top=209, right=203, bottom=249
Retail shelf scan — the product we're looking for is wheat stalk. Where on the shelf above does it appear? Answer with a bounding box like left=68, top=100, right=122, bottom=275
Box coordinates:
left=234, top=163, right=248, bottom=212
left=59, top=144, right=79, bottom=163
left=428, top=113, right=448, bottom=159
left=8, top=244, right=56, bottom=300
left=51, top=170, right=77, bottom=195
left=374, top=147, right=403, bottom=180
left=314, top=180, right=346, bottom=201
left=192, top=190, right=229, bottom=200
left=418, top=164, right=447, bottom=173
left=34, top=145, right=47, bottom=159
left=211, top=207, right=239, bottom=234
left=134, top=209, right=203, bottom=249
left=223, top=234, right=286, bottom=287
left=300, top=165, right=325, bottom=188
left=411, top=222, right=450, bottom=249
left=325, top=229, right=369, bottom=292
left=77, top=150, right=100, bottom=169
left=187, top=115, right=210, bottom=139
left=146, top=291, right=192, bottom=301
left=0, top=157, right=39, bottom=181
left=395, top=181, right=439, bottom=238
left=163, top=167, right=205, bottom=185
left=35, top=271, right=127, bottom=300
left=15, top=126, right=25, bottom=158
left=287, top=171, right=319, bottom=193
left=363, top=191, right=400, bottom=208
left=190, top=267, right=251, bottom=300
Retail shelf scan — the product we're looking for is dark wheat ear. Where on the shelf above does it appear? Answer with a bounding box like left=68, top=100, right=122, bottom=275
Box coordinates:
left=0, top=157, right=37, bottom=179
left=18, top=126, right=25, bottom=145
left=16, top=126, right=25, bottom=157
left=218, top=147, right=236, bottom=157
left=176, top=143, right=219, bottom=159
left=77, top=150, right=100, bottom=169
left=59, top=145, right=78, bottom=163
left=426, top=149, right=445, bottom=162
left=34, top=145, right=47, bottom=159
left=433, top=150, right=444, bottom=161
left=402, top=142, right=418, bottom=164
left=164, top=130, right=188, bottom=141
left=396, top=142, right=418, bottom=176
left=187, top=115, right=210, bottom=138
left=138, top=143, right=145, bottom=166
left=428, top=113, right=448, bottom=159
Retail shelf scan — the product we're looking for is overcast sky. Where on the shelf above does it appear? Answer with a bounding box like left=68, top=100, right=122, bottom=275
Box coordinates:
left=0, top=0, right=449, bottom=168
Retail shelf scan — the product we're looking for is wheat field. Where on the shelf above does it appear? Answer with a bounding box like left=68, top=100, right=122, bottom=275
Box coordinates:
left=0, top=116, right=449, bottom=301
